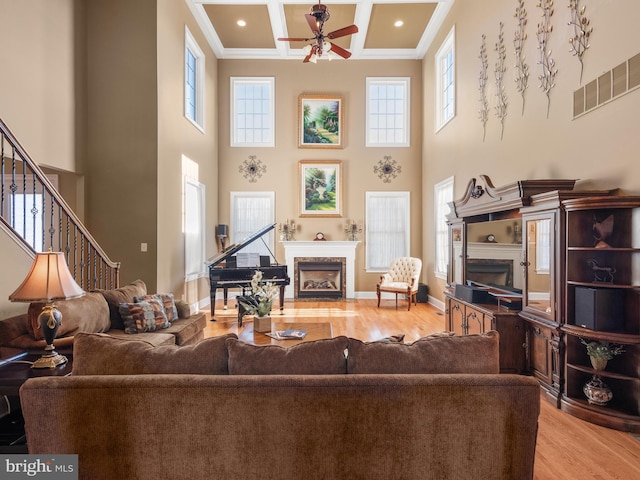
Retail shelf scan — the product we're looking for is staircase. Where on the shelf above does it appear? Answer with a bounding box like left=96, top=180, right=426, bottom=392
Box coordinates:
left=0, top=118, right=119, bottom=290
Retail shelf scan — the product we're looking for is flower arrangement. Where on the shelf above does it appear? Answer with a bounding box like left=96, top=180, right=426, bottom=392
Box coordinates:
left=580, top=339, right=625, bottom=371
left=239, top=270, right=279, bottom=317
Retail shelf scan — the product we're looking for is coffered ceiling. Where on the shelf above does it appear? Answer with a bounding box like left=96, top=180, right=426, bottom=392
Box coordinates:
left=185, top=0, right=454, bottom=61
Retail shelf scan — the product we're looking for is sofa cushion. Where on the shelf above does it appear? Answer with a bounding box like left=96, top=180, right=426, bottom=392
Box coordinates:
left=161, top=312, right=207, bottom=345
left=346, top=330, right=500, bottom=374
left=26, top=292, right=110, bottom=340
left=134, top=293, right=179, bottom=323
left=226, top=336, right=349, bottom=375
left=94, top=279, right=147, bottom=330
left=72, top=332, right=238, bottom=375
left=119, top=299, right=170, bottom=334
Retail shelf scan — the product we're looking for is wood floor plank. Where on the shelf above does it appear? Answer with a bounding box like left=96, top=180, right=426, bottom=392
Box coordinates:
left=202, top=298, right=640, bottom=480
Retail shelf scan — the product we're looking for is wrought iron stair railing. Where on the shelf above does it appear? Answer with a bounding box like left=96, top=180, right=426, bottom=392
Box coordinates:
left=0, top=117, right=119, bottom=290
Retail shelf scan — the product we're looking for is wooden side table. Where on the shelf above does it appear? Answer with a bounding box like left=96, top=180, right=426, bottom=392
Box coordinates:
left=0, top=352, right=73, bottom=452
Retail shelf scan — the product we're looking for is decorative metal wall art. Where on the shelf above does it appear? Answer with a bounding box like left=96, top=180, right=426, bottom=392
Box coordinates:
left=374, top=156, right=401, bottom=183
left=513, top=0, right=530, bottom=115
left=494, top=22, right=508, bottom=140
left=239, top=155, right=266, bottom=183
left=536, top=0, right=558, bottom=118
left=568, top=0, right=593, bottom=84
left=478, top=34, right=489, bottom=141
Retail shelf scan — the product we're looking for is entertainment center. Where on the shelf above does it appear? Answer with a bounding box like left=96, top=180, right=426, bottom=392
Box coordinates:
left=446, top=175, right=640, bottom=432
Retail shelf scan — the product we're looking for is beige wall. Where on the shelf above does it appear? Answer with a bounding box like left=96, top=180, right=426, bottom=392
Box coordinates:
left=422, top=0, right=640, bottom=303
left=156, top=0, right=219, bottom=302
left=217, top=60, right=424, bottom=293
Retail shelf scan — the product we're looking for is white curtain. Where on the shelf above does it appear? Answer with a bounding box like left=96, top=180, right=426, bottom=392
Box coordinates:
left=231, top=192, right=274, bottom=257
left=366, top=192, right=410, bottom=270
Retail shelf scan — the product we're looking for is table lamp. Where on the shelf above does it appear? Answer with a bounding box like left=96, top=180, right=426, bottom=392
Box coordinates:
left=9, top=250, right=85, bottom=368
left=216, top=224, right=228, bottom=251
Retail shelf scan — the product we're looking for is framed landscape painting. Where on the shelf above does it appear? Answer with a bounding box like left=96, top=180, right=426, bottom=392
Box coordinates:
left=299, top=94, right=343, bottom=148
left=299, top=160, right=342, bottom=217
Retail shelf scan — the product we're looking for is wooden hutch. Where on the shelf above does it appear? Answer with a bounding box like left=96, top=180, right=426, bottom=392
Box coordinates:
left=446, top=175, right=640, bottom=432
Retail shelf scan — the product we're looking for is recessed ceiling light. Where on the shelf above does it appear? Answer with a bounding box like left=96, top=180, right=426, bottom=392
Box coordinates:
left=394, top=20, right=404, bottom=28
left=237, top=20, right=247, bottom=27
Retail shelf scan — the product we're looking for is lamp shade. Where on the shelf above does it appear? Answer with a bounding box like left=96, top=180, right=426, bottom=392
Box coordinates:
left=9, top=251, right=85, bottom=303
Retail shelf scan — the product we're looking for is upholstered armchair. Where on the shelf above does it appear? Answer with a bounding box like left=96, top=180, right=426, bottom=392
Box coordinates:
left=376, top=257, right=422, bottom=311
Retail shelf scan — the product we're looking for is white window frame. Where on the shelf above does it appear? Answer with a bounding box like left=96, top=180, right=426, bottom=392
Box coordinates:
left=435, top=25, right=456, bottom=132
left=365, top=191, right=411, bottom=272
left=365, top=77, right=410, bottom=147
left=184, top=26, right=205, bottom=132
left=434, top=176, right=454, bottom=280
left=184, top=177, right=206, bottom=281
left=230, top=77, right=275, bottom=147
left=230, top=191, right=275, bottom=257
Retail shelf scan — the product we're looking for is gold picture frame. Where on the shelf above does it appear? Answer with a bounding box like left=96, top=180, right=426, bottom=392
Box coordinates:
left=299, top=160, right=342, bottom=217
left=298, top=94, right=343, bottom=148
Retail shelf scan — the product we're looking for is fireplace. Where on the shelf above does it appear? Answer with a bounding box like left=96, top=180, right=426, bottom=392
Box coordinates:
left=467, top=259, right=514, bottom=288
left=296, top=260, right=344, bottom=299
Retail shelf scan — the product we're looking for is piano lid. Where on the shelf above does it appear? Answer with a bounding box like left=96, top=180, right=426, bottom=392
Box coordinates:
left=205, top=223, right=277, bottom=268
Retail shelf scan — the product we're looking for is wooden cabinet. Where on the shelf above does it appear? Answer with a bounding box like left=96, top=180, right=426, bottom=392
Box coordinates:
left=524, top=321, right=563, bottom=406
left=559, top=196, right=640, bottom=432
left=445, top=294, right=526, bottom=374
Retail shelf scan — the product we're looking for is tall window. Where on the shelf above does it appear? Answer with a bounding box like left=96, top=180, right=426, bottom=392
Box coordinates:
left=366, top=77, right=410, bottom=147
left=435, top=26, right=455, bottom=131
left=230, top=192, right=275, bottom=257
left=231, top=77, right=275, bottom=147
left=184, top=177, right=206, bottom=281
left=185, top=26, right=205, bottom=131
left=365, top=192, right=411, bottom=271
left=434, top=176, right=454, bottom=279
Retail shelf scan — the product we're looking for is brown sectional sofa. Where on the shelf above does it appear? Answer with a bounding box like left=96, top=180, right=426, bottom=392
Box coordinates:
left=0, top=280, right=206, bottom=356
left=20, top=331, right=541, bottom=480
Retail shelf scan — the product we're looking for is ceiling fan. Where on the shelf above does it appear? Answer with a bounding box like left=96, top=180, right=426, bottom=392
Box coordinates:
left=277, top=1, right=359, bottom=63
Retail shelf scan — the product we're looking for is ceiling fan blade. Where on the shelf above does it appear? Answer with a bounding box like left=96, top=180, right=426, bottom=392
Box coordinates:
left=305, top=13, right=321, bottom=35
left=277, top=37, right=313, bottom=42
left=326, top=24, right=359, bottom=40
left=329, top=43, right=352, bottom=59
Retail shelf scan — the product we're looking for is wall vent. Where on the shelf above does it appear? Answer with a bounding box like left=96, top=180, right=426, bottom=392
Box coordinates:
left=573, top=51, right=640, bottom=119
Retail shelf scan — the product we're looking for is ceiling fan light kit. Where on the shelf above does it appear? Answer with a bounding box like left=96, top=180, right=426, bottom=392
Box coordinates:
left=277, top=1, right=358, bottom=63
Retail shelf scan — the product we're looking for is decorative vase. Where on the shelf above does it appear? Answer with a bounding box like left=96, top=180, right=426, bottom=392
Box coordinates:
left=583, top=375, right=613, bottom=406
left=254, top=314, right=271, bottom=333
left=589, top=356, right=608, bottom=371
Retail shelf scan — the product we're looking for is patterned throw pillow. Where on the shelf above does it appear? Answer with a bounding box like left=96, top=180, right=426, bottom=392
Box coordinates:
left=134, top=293, right=179, bottom=323
left=118, top=298, right=170, bottom=334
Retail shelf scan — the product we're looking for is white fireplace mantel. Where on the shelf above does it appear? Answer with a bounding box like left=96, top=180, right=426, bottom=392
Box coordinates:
left=281, top=241, right=360, bottom=299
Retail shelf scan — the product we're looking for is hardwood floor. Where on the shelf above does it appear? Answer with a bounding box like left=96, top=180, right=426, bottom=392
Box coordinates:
left=203, top=299, right=640, bottom=480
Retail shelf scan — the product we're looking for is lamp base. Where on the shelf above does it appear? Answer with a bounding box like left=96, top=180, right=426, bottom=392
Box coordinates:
left=32, top=352, right=68, bottom=369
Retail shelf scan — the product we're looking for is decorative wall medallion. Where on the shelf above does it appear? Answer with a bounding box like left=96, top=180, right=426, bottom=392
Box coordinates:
left=568, top=0, right=593, bottom=84
left=374, top=156, right=401, bottom=183
left=494, top=22, right=508, bottom=140
left=239, top=155, right=266, bottom=183
left=478, top=34, right=489, bottom=141
left=537, top=0, right=558, bottom=118
left=513, top=0, right=529, bottom=115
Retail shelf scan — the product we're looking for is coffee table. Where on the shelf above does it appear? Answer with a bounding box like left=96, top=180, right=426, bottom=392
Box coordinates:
left=238, top=321, right=333, bottom=346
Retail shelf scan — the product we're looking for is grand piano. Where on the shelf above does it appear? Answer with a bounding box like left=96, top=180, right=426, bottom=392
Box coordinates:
left=206, top=223, right=289, bottom=320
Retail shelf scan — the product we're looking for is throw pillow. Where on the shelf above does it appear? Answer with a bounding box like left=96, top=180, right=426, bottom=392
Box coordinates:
left=226, top=336, right=350, bottom=375
left=26, top=292, right=111, bottom=340
left=94, top=279, right=147, bottom=330
left=373, top=334, right=405, bottom=343
left=72, top=332, right=237, bottom=375
left=134, top=293, right=179, bottom=323
left=346, top=330, right=500, bottom=374
left=119, top=298, right=170, bottom=334
left=175, top=299, right=191, bottom=319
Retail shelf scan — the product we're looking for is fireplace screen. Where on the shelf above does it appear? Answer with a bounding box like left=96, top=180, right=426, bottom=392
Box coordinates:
left=297, top=261, right=343, bottom=298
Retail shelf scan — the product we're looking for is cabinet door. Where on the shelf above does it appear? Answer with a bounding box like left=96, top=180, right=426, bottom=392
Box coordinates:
left=448, top=299, right=466, bottom=336
left=527, top=323, right=553, bottom=385
left=465, top=306, right=484, bottom=335
left=522, top=212, right=556, bottom=322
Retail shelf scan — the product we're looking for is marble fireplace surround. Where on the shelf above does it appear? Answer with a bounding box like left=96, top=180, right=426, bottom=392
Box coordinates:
left=281, top=241, right=359, bottom=299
